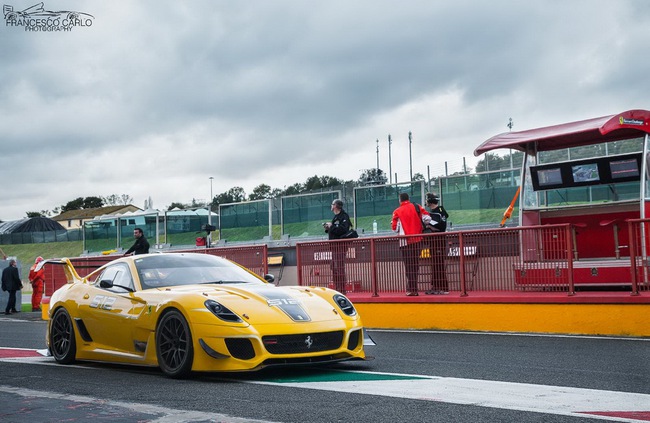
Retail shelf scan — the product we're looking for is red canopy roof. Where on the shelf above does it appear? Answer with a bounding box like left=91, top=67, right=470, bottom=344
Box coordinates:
left=474, top=109, right=650, bottom=156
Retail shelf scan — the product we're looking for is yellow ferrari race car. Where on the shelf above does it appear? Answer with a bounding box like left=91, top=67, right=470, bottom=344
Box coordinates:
left=43, top=253, right=372, bottom=378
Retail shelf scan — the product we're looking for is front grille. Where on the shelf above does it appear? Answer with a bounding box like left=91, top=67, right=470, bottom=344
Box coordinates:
left=347, top=329, right=361, bottom=350
left=225, top=338, right=256, bottom=360
left=262, top=331, right=344, bottom=354
left=261, top=352, right=353, bottom=367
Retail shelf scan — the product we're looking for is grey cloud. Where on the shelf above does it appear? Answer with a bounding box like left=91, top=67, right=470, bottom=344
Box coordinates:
left=1, top=0, right=649, bottom=220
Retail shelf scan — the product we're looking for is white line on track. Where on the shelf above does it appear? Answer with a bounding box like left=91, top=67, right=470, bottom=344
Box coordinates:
left=0, top=385, right=278, bottom=423
left=246, top=371, right=650, bottom=422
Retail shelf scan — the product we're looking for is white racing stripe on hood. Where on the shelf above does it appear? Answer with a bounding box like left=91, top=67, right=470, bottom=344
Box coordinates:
left=252, top=286, right=312, bottom=322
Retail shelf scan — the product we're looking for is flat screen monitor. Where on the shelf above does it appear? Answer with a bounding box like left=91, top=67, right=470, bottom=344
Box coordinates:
left=609, top=158, right=639, bottom=179
left=537, top=168, right=563, bottom=187
left=571, top=163, right=600, bottom=183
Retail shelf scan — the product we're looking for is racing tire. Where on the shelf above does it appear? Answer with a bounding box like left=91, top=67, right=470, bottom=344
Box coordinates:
left=50, top=308, right=76, bottom=364
left=156, top=309, right=194, bottom=378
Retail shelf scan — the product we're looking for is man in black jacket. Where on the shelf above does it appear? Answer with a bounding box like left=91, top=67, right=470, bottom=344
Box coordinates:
left=424, top=193, right=450, bottom=295
left=2, top=259, right=22, bottom=315
left=124, top=227, right=150, bottom=256
left=324, top=199, right=351, bottom=294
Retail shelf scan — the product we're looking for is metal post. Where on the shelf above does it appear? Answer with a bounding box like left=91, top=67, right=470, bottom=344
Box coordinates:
left=629, top=220, right=639, bottom=295
left=458, top=233, right=467, bottom=297
left=117, top=218, right=121, bottom=251
left=268, top=199, right=273, bottom=239
left=370, top=238, right=379, bottom=296
left=155, top=211, right=159, bottom=249
left=566, top=224, right=575, bottom=296
left=163, top=210, right=168, bottom=248
left=296, top=243, right=303, bottom=286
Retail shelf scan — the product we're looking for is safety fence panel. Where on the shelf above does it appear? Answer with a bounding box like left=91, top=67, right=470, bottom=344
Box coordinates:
left=627, top=219, right=650, bottom=293
left=166, top=214, right=210, bottom=247
left=353, top=181, right=425, bottom=235
left=219, top=200, right=271, bottom=242
left=44, top=245, right=268, bottom=296
left=84, top=223, right=118, bottom=253
left=281, top=191, right=341, bottom=238
left=119, top=215, right=159, bottom=251
left=296, top=224, right=575, bottom=296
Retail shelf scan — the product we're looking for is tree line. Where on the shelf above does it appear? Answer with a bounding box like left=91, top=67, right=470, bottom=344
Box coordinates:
left=23, top=194, right=134, bottom=219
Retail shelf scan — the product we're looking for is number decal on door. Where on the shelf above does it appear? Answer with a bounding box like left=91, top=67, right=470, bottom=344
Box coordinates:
left=90, top=295, right=116, bottom=310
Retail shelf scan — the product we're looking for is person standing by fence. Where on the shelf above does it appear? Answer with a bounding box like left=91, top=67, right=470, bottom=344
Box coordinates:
left=392, top=193, right=429, bottom=296
left=29, top=256, right=45, bottom=311
left=423, top=193, right=450, bottom=295
left=2, top=259, right=22, bottom=315
left=324, top=199, right=351, bottom=295
left=124, top=228, right=150, bottom=256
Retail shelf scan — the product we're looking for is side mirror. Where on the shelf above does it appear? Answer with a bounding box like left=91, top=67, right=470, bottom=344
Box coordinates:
left=99, top=279, right=114, bottom=289
left=99, top=279, right=134, bottom=292
left=264, top=274, right=275, bottom=284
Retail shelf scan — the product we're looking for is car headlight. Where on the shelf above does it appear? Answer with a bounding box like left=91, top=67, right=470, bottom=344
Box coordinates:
left=333, top=294, right=357, bottom=316
left=204, top=300, right=242, bottom=323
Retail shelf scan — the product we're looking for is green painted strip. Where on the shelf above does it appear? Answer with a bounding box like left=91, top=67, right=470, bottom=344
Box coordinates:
left=262, top=370, right=430, bottom=383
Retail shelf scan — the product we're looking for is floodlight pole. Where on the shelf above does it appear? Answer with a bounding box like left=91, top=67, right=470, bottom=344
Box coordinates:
left=408, top=131, right=413, bottom=182
left=507, top=118, right=514, bottom=169
left=388, top=134, right=393, bottom=184
left=208, top=176, right=214, bottom=246
left=376, top=139, right=379, bottom=171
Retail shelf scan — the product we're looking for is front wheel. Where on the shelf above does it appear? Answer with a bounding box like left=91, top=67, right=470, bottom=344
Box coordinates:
left=50, top=308, right=76, bottom=364
left=156, top=309, right=194, bottom=378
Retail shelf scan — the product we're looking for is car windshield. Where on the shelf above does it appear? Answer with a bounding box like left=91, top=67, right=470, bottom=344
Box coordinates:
left=134, top=254, right=265, bottom=289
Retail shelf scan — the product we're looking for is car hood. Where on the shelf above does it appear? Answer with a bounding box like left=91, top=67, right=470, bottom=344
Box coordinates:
left=156, top=284, right=351, bottom=326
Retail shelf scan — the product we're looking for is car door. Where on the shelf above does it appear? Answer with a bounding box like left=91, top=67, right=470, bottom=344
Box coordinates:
left=76, top=263, right=144, bottom=355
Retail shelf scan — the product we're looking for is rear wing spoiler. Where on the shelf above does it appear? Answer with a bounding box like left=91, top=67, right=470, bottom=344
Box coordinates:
left=35, top=258, right=83, bottom=284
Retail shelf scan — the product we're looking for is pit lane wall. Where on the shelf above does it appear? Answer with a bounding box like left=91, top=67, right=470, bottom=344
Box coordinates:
left=353, top=301, right=650, bottom=337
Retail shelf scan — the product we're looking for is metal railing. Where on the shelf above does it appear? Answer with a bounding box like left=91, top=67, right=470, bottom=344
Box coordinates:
left=297, top=224, right=591, bottom=296
left=627, top=218, right=650, bottom=294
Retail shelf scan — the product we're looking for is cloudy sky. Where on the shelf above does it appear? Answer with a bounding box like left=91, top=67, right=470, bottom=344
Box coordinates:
left=1, top=0, right=649, bottom=220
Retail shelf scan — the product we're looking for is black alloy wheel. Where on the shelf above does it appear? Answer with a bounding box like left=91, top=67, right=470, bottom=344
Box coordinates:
left=50, top=308, right=76, bottom=364
left=155, top=309, right=194, bottom=378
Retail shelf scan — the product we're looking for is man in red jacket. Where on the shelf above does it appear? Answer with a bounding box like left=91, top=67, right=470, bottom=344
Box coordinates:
left=28, top=256, right=45, bottom=312
left=391, top=193, right=429, bottom=296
